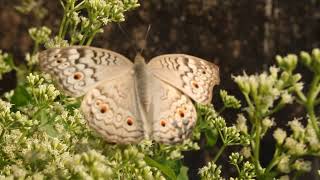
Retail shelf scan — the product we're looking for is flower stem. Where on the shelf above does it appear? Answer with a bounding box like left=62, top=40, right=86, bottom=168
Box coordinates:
left=265, top=146, right=280, bottom=173
left=85, top=30, right=98, bottom=45
left=253, top=121, right=263, bottom=176
left=212, top=144, right=226, bottom=163
left=306, top=75, right=320, bottom=139
left=218, top=106, right=226, bottom=114
left=58, top=11, right=67, bottom=38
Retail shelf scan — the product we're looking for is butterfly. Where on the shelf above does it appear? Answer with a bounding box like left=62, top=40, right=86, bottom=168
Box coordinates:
left=39, top=46, right=220, bottom=144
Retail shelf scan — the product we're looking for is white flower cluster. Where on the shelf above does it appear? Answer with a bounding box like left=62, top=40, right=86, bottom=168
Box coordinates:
left=233, top=63, right=300, bottom=117
left=0, top=50, right=14, bottom=80
left=274, top=118, right=317, bottom=174
left=220, top=90, right=241, bottom=109
left=54, top=0, right=140, bottom=45
left=26, top=73, right=60, bottom=104
left=198, top=162, right=223, bottom=180
left=28, top=26, right=51, bottom=44
left=274, top=118, right=320, bottom=156
left=229, top=153, right=256, bottom=180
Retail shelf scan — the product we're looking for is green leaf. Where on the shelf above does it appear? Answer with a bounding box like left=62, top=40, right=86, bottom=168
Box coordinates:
left=11, top=85, right=31, bottom=107
left=144, top=156, right=177, bottom=180
left=177, top=166, right=189, bottom=180
left=205, top=129, right=218, bottom=147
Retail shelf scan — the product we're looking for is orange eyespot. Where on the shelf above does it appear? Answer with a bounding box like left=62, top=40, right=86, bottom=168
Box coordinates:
left=192, top=81, right=199, bottom=89
left=127, top=117, right=133, bottom=126
left=160, top=119, right=166, bottom=127
left=179, top=110, right=185, bottom=118
left=73, top=72, right=83, bottom=80
left=100, top=104, right=108, bottom=113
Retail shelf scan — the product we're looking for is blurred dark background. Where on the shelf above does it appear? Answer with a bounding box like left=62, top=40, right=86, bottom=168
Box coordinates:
left=0, top=0, right=320, bottom=179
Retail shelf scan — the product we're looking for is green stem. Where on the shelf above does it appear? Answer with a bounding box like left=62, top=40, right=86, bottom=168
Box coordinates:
left=61, top=18, right=72, bottom=39
left=58, top=11, right=68, bottom=38
left=79, top=24, right=92, bottom=45
left=0, top=127, right=5, bottom=141
left=244, top=93, right=255, bottom=121
left=253, top=122, right=263, bottom=176
left=306, top=75, right=320, bottom=139
left=218, top=106, right=226, bottom=114
left=85, top=28, right=102, bottom=45
left=295, top=89, right=307, bottom=103
left=264, top=101, right=285, bottom=118
left=212, top=144, right=226, bottom=163
left=292, top=171, right=303, bottom=180
left=265, top=147, right=280, bottom=173
left=307, top=107, right=320, bottom=139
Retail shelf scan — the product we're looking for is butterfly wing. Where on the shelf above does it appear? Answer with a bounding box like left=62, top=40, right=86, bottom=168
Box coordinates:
left=81, top=70, right=144, bottom=144
left=148, top=78, right=197, bottom=144
left=39, top=46, right=133, bottom=97
left=148, top=54, right=219, bottom=104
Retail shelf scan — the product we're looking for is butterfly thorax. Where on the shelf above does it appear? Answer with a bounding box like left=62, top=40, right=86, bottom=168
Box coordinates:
left=133, top=53, right=148, bottom=109
left=133, top=53, right=153, bottom=138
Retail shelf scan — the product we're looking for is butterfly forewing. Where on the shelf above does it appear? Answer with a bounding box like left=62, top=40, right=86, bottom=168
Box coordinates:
left=39, top=46, right=133, bottom=97
left=147, top=54, right=220, bottom=104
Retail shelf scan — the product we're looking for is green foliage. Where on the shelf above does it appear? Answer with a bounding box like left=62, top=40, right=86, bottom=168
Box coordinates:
left=1, top=0, right=320, bottom=179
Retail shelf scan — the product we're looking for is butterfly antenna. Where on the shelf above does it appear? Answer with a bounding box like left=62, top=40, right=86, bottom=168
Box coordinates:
left=117, top=23, right=139, bottom=54
left=139, top=24, right=151, bottom=55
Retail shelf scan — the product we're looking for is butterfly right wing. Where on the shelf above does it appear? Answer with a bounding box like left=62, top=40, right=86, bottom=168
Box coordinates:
left=39, top=46, right=133, bottom=97
left=148, top=78, right=197, bottom=144
left=81, top=70, right=144, bottom=144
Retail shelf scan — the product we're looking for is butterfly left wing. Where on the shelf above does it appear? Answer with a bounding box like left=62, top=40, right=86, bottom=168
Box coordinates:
left=81, top=70, right=144, bottom=144
left=148, top=54, right=219, bottom=104
left=148, top=78, right=197, bottom=144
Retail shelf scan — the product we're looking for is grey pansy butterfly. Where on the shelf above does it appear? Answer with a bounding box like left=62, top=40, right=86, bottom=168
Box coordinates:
left=39, top=46, right=220, bottom=144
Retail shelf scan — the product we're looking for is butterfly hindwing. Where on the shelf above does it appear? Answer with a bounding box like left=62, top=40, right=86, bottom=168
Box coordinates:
left=148, top=54, right=219, bottom=104
left=81, top=70, right=144, bottom=144
left=39, top=46, right=133, bottom=97
left=149, top=78, right=197, bottom=144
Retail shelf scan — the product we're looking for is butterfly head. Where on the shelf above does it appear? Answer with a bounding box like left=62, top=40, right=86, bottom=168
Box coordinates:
left=134, top=53, right=146, bottom=65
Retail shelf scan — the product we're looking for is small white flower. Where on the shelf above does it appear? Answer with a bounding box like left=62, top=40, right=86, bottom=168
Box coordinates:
left=281, top=92, right=293, bottom=104
left=273, top=128, right=287, bottom=144
left=236, top=114, right=248, bottom=133
left=262, top=117, right=274, bottom=129
left=277, top=155, right=290, bottom=173
left=288, top=118, right=305, bottom=138
left=293, top=159, right=312, bottom=172
left=284, top=137, right=297, bottom=149
left=240, top=147, right=251, bottom=159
